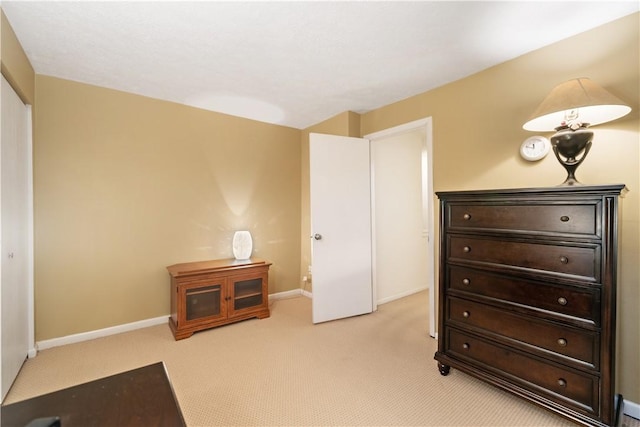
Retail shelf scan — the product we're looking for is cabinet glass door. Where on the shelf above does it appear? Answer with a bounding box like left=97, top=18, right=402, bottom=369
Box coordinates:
left=233, top=278, right=264, bottom=312
left=186, top=284, right=222, bottom=321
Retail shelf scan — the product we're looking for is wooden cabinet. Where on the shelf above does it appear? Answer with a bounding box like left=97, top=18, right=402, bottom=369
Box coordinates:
left=434, top=185, right=625, bottom=427
left=167, top=258, right=271, bottom=340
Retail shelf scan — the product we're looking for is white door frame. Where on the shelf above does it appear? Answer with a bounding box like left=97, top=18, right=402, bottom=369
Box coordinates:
left=364, top=118, right=435, bottom=338
left=26, top=104, right=35, bottom=358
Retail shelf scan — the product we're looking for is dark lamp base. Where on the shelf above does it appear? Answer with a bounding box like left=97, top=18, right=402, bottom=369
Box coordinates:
left=550, top=125, right=593, bottom=186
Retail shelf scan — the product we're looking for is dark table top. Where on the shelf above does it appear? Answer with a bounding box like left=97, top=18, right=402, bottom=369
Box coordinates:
left=1, top=362, right=186, bottom=427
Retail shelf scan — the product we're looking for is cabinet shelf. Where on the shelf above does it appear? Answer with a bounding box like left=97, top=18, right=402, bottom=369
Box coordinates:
left=167, top=258, right=271, bottom=340
left=186, top=286, right=220, bottom=296
left=235, top=291, right=262, bottom=300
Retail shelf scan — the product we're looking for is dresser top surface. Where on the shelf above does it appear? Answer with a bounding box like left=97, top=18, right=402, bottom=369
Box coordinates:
left=436, top=184, right=626, bottom=200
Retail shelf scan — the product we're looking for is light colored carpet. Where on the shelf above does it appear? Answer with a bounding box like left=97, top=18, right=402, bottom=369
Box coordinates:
left=0, top=291, right=611, bottom=426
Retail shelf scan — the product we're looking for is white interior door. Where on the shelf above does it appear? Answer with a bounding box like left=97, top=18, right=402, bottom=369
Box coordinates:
left=310, top=133, right=373, bottom=324
left=1, top=76, right=32, bottom=400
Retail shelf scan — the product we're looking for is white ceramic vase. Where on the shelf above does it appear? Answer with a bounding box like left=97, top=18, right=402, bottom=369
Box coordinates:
left=232, top=231, right=253, bottom=260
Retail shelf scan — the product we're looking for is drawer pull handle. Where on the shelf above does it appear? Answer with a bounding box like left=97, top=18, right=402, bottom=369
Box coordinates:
left=557, top=378, right=567, bottom=388
left=463, top=213, right=471, bottom=220
left=462, top=311, right=470, bottom=318
left=557, top=338, right=567, bottom=347
left=462, top=278, right=470, bottom=285
left=463, top=246, right=471, bottom=253
left=557, top=297, right=568, bottom=306
left=560, top=216, right=570, bottom=222
left=462, top=343, right=470, bottom=350
left=559, top=256, right=569, bottom=264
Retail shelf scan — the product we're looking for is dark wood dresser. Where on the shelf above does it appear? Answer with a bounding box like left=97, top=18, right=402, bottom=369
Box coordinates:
left=434, top=185, right=625, bottom=427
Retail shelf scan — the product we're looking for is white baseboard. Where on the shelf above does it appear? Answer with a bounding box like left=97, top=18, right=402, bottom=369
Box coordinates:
left=268, top=289, right=303, bottom=300
left=269, top=288, right=312, bottom=299
left=36, top=315, right=169, bottom=352
left=27, top=347, right=37, bottom=359
left=624, top=399, right=640, bottom=419
left=35, top=289, right=308, bottom=352
left=377, top=286, right=428, bottom=305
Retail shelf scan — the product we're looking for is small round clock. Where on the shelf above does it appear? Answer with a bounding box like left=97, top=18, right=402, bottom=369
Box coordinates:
left=520, top=136, right=551, bottom=161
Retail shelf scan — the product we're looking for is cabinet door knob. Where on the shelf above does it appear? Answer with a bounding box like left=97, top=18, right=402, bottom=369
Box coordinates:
left=462, top=311, right=470, bottom=318
left=462, top=278, right=470, bottom=285
left=557, top=338, right=567, bottom=347
left=557, top=378, right=567, bottom=388
left=559, top=256, right=569, bottom=264
left=462, top=343, right=470, bottom=350
left=463, top=213, right=471, bottom=220
left=557, top=297, right=568, bottom=306
left=463, top=246, right=471, bottom=253
left=560, top=216, right=570, bottom=222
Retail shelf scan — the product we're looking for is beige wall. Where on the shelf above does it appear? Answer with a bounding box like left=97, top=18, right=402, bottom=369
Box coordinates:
left=34, top=76, right=301, bottom=340
left=357, top=13, right=639, bottom=403
left=1, top=7, right=37, bottom=353
left=1, top=10, right=35, bottom=104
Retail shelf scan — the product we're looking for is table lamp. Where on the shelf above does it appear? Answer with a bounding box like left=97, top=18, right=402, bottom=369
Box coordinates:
left=523, top=78, right=631, bottom=185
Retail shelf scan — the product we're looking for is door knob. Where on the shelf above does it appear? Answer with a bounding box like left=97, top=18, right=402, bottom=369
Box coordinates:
left=313, top=233, right=322, bottom=240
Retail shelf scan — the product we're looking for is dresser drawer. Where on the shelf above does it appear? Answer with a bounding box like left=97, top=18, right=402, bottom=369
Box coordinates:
left=447, top=203, right=598, bottom=237
left=448, top=297, right=598, bottom=368
left=447, top=328, right=598, bottom=414
left=448, top=236, right=600, bottom=282
left=448, top=266, right=600, bottom=325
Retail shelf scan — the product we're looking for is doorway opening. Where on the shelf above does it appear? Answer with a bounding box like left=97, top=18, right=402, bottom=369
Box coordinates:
left=365, top=118, right=435, bottom=338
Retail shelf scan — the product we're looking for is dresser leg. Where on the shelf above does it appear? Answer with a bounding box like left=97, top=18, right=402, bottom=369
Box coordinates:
left=438, top=363, right=450, bottom=376
left=614, top=394, right=624, bottom=427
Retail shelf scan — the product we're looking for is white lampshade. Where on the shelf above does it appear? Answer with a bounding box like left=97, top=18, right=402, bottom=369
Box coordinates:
left=523, top=78, right=631, bottom=131
left=232, top=231, right=253, bottom=260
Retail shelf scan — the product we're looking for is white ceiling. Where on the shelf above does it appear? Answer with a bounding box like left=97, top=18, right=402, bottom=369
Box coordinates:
left=3, top=1, right=638, bottom=129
